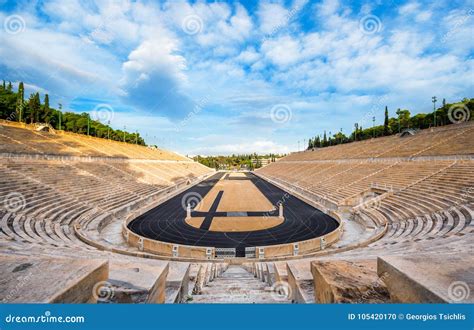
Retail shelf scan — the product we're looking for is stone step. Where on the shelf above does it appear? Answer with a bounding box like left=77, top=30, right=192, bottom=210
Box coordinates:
left=165, top=262, right=190, bottom=304
left=0, top=254, right=108, bottom=303
left=378, top=253, right=473, bottom=303
left=311, top=259, right=390, bottom=303
left=190, top=292, right=286, bottom=303
left=102, top=259, right=169, bottom=304
left=188, top=265, right=290, bottom=304
left=287, top=261, right=315, bottom=303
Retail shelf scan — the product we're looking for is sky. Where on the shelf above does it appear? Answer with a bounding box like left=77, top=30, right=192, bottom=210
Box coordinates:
left=0, top=0, right=473, bottom=156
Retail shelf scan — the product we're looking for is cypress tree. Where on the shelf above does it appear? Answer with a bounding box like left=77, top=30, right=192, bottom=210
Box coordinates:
left=15, top=82, right=24, bottom=122
left=7, top=81, right=12, bottom=92
left=383, top=106, right=390, bottom=135
left=43, top=94, right=51, bottom=123
left=35, top=93, right=41, bottom=122
left=28, top=93, right=41, bottom=123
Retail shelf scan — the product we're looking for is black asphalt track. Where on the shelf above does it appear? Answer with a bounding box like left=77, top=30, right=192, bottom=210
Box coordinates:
left=128, top=172, right=339, bottom=257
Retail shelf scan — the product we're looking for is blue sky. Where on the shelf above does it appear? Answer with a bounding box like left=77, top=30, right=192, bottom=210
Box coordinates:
left=0, top=0, right=473, bottom=155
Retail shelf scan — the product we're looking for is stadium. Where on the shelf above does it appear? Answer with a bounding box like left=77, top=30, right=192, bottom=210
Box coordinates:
left=0, top=0, right=473, bottom=315
left=0, top=119, right=472, bottom=304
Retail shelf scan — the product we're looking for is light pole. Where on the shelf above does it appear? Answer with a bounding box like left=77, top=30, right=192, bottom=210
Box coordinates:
left=135, top=130, right=138, bottom=145
left=432, top=96, right=437, bottom=127
left=123, top=125, right=126, bottom=142
left=107, top=120, right=110, bottom=139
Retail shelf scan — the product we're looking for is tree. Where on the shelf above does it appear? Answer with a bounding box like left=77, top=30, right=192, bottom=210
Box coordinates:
left=6, top=82, right=12, bottom=92
left=27, top=93, right=41, bottom=124
left=43, top=94, right=51, bottom=123
left=323, top=131, right=328, bottom=147
left=315, top=136, right=321, bottom=148
left=15, top=82, right=24, bottom=122
left=383, top=106, right=390, bottom=135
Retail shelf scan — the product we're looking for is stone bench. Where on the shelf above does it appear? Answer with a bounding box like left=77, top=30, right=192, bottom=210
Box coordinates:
left=378, top=253, right=473, bottom=303
left=311, top=259, right=389, bottom=303
left=0, top=254, right=108, bottom=303
left=103, top=259, right=169, bottom=304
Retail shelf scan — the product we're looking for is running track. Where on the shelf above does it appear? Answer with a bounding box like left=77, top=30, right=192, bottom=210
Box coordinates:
left=128, top=172, right=339, bottom=257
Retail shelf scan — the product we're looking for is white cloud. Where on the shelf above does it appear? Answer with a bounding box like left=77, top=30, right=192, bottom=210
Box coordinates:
left=257, top=2, right=289, bottom=35
left=119, top=36, right=194, bottom=119
left=189, top=139, right=291, bottom=156
left=262, top=35, right=302, bottom=66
